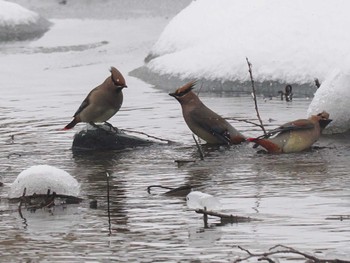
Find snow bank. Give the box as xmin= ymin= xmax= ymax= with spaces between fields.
xmin=8 ymin=165 xmax=80 ymax=198
xmin=0 ymin=0 xmax=51 ymax=41
xmin=307 ymin=69 xmax=350 ymax=134
xmin=145 ymin=0 xmax=350 ymax=87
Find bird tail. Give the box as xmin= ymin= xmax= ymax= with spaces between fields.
xmin=63 ymin=118 xmax=78 ymax=130
xmin=247 ymin=138 xmax=281 ymax=153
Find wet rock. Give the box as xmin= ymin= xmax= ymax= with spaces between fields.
xmin=72 ymin=124 xmax=154 ymax=151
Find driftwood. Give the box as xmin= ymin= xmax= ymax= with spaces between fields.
xmin=234 ymin=244 xmax=350 ymax=263
xmin=195 ymin=207 xmax=257 ymax=227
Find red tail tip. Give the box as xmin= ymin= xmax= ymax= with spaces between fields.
xmin=246 ymin=138 xmax=257 ymax=142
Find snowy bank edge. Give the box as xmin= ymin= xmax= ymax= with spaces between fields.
xmin=129 ymin=65 xmax=317 ymax=97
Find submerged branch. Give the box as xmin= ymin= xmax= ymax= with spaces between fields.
xmin=234 ymin=244 xmax=350 ymax=263
xmin=195 ymin=208 xmax=255 ymax=224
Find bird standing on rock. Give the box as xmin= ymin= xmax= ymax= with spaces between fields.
xmin=63 ymin=67 xmax=127 ymax=130
xmin=247 ymin=111 xmax=332 ymax=153
xmin=169 ymin=81 xmax=246 ymax=145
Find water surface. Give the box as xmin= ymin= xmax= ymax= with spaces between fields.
xmin=0 ymin=2 xmax=349 ymax=262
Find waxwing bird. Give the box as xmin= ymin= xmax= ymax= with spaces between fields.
xmin=63 ymin=67 xmax=127 ymax=130
xmin=247 ymin=111 xmax=332 ymax=153
xmin=169 ymin=81 xmax=246 ymax=145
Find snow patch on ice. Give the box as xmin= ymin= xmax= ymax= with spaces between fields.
xmin=8 ymin=165 xmax=80 ymax=199
xmin=186 ymin=191 xmax=222 ymax=211
xmin=145 ymin=0 xmax=350 ymax=86
xmin=0 ymin=0 xmax=51 ymax=41
xmin=0 ymin=0 xmax=39 ymax=25
xmin=307 ymin=69 xmax=350 ymax=134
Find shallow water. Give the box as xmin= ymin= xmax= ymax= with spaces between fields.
xmin=1 ymin=2 xmax=350 ymax=262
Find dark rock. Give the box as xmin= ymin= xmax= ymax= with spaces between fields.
xmin=72 ymin=124 xmax=154 ymax=151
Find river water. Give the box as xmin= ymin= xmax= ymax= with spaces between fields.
xmin=0 ymin=1 xmax=349 ymax=262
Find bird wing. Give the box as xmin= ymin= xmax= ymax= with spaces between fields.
xmin=260 ymin=119 xmax=315 ymax=139
xmin=72 ymin=88 xmax=98 ymax=117
xmin=72 ymin=95 xmax=90 ymax=117
xmin=190 ymin=108 xmax=231 ymax=144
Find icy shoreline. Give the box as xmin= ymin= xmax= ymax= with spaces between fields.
xmin=130 ymin=66 xmax=317 ymax=97
xmin=137 ymin=0 xmax=350 ymax=96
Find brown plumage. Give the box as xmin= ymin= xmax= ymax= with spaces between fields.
xmin=169 ymin=81 xmax=246 ymax=145
xmin=247 ymin=111 xmax=332 ymax=153
xmin=63 ymin=67 xmax=127 ymax=130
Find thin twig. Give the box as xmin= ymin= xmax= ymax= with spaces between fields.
xmin=121 ymin=129 xmax=174 ymax=144
xmin=246 ymin=57 xmax=267 ymax=135
xmin=106 ymin=172 xmax=111 ymax=235
xmin=18 ymin=187 xmax=26 ymax=219
xmin=225 ymin=117 xmax=265 ymax=129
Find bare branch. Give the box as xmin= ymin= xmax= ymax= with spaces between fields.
xmin=234 ymin=244 xmax=350 ymax=263
xmin=246 ymin=57 xmax=267 ymax=135
xmin=121 ymin=129 xmax=175 ymax=144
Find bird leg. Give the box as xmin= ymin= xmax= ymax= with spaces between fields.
xmin=104 ymin=122 xmax=119 ymax=133
xmin=88 ymin=122 xmax=101 ymax=130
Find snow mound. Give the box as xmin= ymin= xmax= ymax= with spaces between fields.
xmin=186 ymin=191 xmax=222 ymax=211
xmin=307 ymin=69 xmax=350 ymax=134
xmin=145 ymin=0 xmax=350 ymax=86
xmin=0 ymin=0 xmax=51 ymax=41
xmin=8 ymin=165 xmax=80 ymax=199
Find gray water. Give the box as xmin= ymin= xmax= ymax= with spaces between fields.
xmin=0 ymin=1 xmax=349 ymax=262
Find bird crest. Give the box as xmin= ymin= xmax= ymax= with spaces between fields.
xmin=172 ymin=80 xmax=197 ymax=97
xmin=110 ymin=66 xmax=126 ymax=87
xmin=316 ymin=111 xmax=329 ymax=120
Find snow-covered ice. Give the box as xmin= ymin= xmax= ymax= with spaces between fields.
xmin=139 ymin=0 xmax=350 ymax=133
xmin=308 ymin=70 xmax=350 ymax=134
xmin=145 ymin=0 xmax=350 ymax=87
xmin=8 ymin=165 xmax=80 ymax=198
xmin=0 ymin=0 xmax=50 ymax=41
xmin=186 ymin=191 xmax=222 ymax=211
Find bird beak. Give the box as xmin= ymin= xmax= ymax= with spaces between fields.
xmin=169 ymin=92 xmax=176 ymax=97
xmin=319 ymin=119 xmax=332 ymax=129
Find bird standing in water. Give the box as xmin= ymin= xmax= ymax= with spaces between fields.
xmin=247 ymin=111 xmax=331 ymax=153
xmin=63 ymin=67 xmax=127 ymax=130
xmin=169 ymin=81 xmax=246 ymax=145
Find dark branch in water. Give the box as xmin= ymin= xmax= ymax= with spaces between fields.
xmin=192 ymin=134 xmax=204 ymax=160
xmin=234 ymin=244 xmax=350 ymax=263
xmin=147 ymin=185 xmax=173 ymax=194
xmin=195 ymin=208 xmax=256 ymax=226
xmin=246 ymin=57 xmax=267 ymax=136
xmin=147 ymin=184 xmax=192 ymax=197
